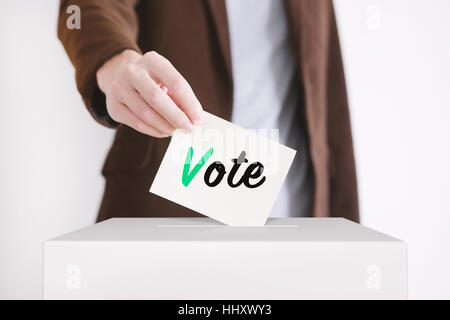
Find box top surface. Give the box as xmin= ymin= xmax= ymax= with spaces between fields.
xmin=47 ymin=218 xmax=403 ymax=243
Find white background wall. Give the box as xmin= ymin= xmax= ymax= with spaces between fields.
xmin=0 ymin=0 xmax=449 ymax=299
xmin=0 ymin=1 xmax=113 ymax=299
xmin=334 ymin=0 xmax=450 ymax=299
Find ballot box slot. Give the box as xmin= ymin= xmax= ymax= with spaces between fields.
xmin=156 ymin=225 xmax=299 ymax=228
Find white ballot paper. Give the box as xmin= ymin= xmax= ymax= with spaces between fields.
xmin=150 ymin=112 xmax=296 ymax=226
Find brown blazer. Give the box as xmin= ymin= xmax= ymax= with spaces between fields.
xmin=57 ymin=0 xmax=359 ymax=223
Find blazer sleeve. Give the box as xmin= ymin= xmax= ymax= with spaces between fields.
xmin=326 ymin=5 xmax=360 ymax=222
xmin=57 ymin=0 xmax=141 ymax=127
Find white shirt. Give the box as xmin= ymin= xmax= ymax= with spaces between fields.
xmin=226 ymin=0 xmax=312 ymax=217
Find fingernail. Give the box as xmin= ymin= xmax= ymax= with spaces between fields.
xmin=193 ymin=111 xmax=205 ymax=125
xmin=184 ymin=121 xmax=194 ymax=132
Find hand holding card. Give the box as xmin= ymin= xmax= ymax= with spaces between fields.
xmin=150 ymin=112 xmax=296 ymax=226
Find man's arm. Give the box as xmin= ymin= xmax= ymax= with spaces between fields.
xmin=57 ymin=0 xmax=204 ymax=135
xmin=58 ymin=0 xmax=141 ymax=127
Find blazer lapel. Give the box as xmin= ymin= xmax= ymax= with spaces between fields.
xmin=205 ymin=0 xmax=233 ymax=81
xmin=284 ymin=0 xmax=325 ymax=131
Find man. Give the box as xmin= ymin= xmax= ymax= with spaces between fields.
xmin=57 ymin=0 xmax=359 ymax=222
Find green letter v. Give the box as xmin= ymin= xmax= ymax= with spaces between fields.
xmin=182 ymin=146 xmax=214 ymax=187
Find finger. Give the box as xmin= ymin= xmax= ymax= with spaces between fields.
xmin=142 ymin=51 xmax=205 ymax=125
xmin=117 ymin=86 xmax=176 ymax=136
xmin=114 ymin=101 xmax=169 ymax=138
xmin=131 ymin=70 xmax=194 ymax=132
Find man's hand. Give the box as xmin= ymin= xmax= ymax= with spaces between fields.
xmin=96 ymin=49 xmax=205 ymax=137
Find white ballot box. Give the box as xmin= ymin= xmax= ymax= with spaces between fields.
xmin=43 ymin=218 xmax=407 ymax=300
